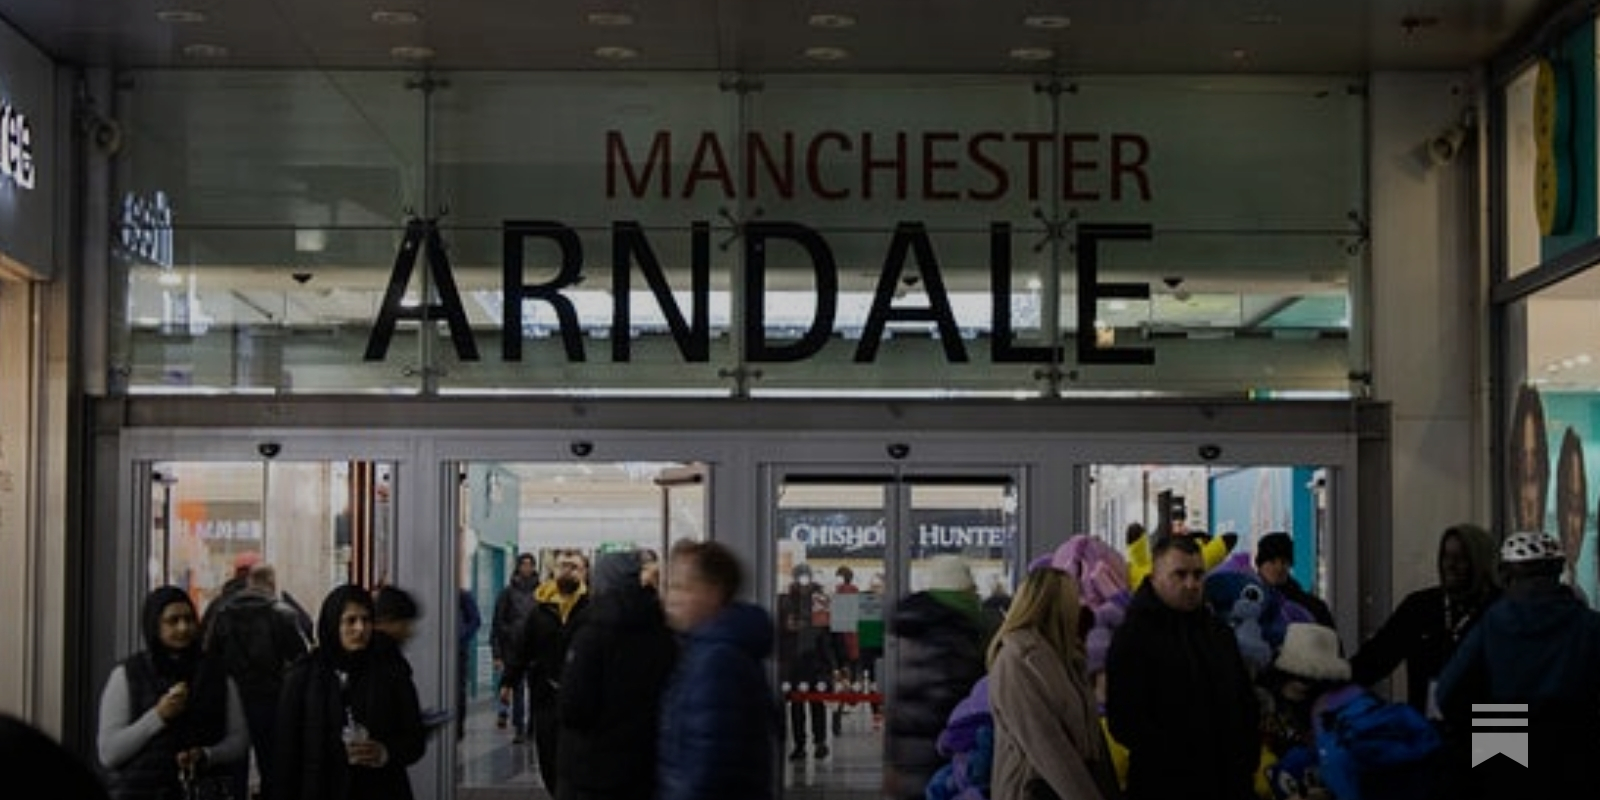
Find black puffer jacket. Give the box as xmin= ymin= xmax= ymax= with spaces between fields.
xmin=885 ymin=590 xmax=986 ymax=800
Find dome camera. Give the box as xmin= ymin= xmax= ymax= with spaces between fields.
xmin=1197 ymin=443 xmax=1223 ymax=461
xmin=257 ymin=442 xmax=282 ymax=459
xmin=886 ymin=442 xmax=911 ymax=460
xmin=570 ymin=440 xmax=594 ymax=458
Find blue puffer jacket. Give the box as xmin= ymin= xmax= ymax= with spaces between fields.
xmin=657 ymin=602 xmax=779 ymax=800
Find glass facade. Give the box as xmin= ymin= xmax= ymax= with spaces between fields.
xmin=111 ymin=71 xmax=1364 ymax=397
xmin=1497 ymin=15 xmax=1600 ymax=606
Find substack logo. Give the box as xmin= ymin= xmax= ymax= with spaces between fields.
xmin=1471 ymin=703 xmax=1529 ymax=767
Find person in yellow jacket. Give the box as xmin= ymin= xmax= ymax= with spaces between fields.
xmin=499 ymin=549 xmax=590 ymax=794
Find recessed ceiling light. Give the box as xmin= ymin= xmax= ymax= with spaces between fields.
xmin=370 ymin=10 xmax=421 ymax=25
xmin=1022 ymin=15 xmax=1071 ymax=29
xmin=594 ymin=45 xmax=640 ymax=60
xmin=1008 ymin=46 xmax=1055 ymax=62
xmin=181 ymin=43 xmax=229 ymax=58
xmin=804 ymin=46 xmax=850 ymax=61
xmin=156 ymin=9 xmax=206 ymax=24
xmin=390 ymin=45 xmax=435 ymax=61
xmin=807 ymin=13 xmax=857 ymax=29
xmin=586 ymin=11 xmax=636 ymax=26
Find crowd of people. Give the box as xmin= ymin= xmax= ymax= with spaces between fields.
xmin=44 ymin=517 xmax=1600 ymax=800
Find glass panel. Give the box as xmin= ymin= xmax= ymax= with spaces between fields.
xmin=112 ymin=69 xmax=425 ymax=393
xmin=1086 ymin=462 xmax=1335 ymax=599
xmin=773 ymin=474 xmax=1021 ymax=800
xmin=453 ymin=460 xmax=707 ymax=796
xmin=108 ymin=70 xmax=1362 ymax=397
xmin=144 ymin=459 xmax=397 ymax=620
xmin=1507 ymin=282 xmax=1600 ymax=608
xmin=775 ymin=479 xmax=889 ymax=797
xmin=123 ymin=226 xmax=420 ymax=393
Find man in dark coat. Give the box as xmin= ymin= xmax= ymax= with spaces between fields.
xmin=203 ymin=562 xmax=307 ymax=800
xmin=657 ymin=539 xmax=778 ymax=800
xmin=1253 ymin=531 xmax=1335 ymax=627
xmin=556 ymin=549 xmax=677 ymax=800
xmin=491 ymin=553 xmax=541 ymax=741
xmin=501 ymin=549 xmax=590 ymax=794
xmin=1106 ymin=535 xmax=1260 ymax=800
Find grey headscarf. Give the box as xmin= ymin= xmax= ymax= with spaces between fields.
xmin=591 ymin=550 xmax=643 ymax=595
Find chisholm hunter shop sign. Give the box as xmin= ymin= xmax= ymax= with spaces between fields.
xmin=365 ymin=127 xmax=1161 ymax=367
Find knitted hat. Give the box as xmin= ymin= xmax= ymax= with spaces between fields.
xmin=926 ymin=554 xmax=975 ymax=592
xmin=1255 ymin=532 xmax=1294 ymax=567
xmin=1273 ymin=623 xmax=1349 ymax=681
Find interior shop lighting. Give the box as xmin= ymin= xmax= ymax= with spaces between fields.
xmin=1009 ymin=47 xmax=1055 ymax=62
xmin=370 ymin=10 xmax=421 ymax=25
xmin=804 ymin=46 xmax=850 ymax=61
xmin=1022 ymin=15 xmax=1071 ymax=29
xmin=586 ymin=11 xmax=636 ymax=26
xmin=808 ymin=13 xmax=857 ymax=28
xmin=156 ymin=10 xmax=207 ymax=23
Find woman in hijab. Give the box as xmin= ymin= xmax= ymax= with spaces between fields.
xmin=274 ymin=584 xmax=427 ymax=800
xmin=97 ymin=585 xmax=248 ymax=800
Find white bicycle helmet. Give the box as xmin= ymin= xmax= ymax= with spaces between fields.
xmin=1500 ymin=531 xmax=1565 ymax=563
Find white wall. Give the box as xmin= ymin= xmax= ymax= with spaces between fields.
xmin=1367 ymin=72 xmax=1488 ymax=630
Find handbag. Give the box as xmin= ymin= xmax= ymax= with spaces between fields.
xmin=177 ymin=765 xmax=236 ymax=800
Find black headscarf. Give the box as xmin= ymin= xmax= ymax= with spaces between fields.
xmin=142 ymin=586 xmax=201 ymax=684
xmin=139 ymin=585 xmax=227 ymax=748
xmin=314 ymin=584 xmax=376 ymax=675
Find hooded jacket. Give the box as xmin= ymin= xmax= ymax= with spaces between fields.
xmin=657 ymin=602 xmax=778 ymax=800
xmin=556 ymin=552 xmax=677 ymax=800
xmin=1436 ymin=581 xmax=1600 ymax=795
xmin=885 ymin=590 xmax=987 ymax=800
xmin=1349 ymin=524 xmax=1500 ymax=712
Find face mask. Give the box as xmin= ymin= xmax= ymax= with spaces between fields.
xmin=796 ymin=576 xmax=811 ymax=587
xmin=556 ymin=576 xmax=580 ymax=594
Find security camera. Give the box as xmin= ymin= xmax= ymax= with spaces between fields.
xmin=1427 ymin=124 xmax=1469 ymax=167
xmin=90 ymin=116 xmax=123 ymax=156
xmin=1197 ymin=443 xmax=1222 ymax=461
xmin=257 ymin=442 xmax=282 ymax=459
xmin=570 ymin=440 xmax=594 ymax=458
xmin=886 ymin=442 xmax=911 ymax=460
xmin=291 ymin=272 xmax=313 ymax=285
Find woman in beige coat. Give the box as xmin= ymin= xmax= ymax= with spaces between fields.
xmin=987 ymin=560 xmax=1121 ymax=800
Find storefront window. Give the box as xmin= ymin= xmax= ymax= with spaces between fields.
xmin=1504 ymin=284 xmax=1600 ymax=606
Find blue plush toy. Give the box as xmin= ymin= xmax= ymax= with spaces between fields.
xmin=1202 ymin=567 xmax=1279 ymax=672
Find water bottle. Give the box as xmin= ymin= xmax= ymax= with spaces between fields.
xmin=342 ymin=709 xmax=368 ymax=764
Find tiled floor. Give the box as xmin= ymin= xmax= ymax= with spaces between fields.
xmin=454 ymin=698 xmax=887 ymax=800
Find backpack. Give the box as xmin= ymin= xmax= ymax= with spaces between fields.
xmin=212 ymin=595 xmax=299 ymax=694
xmin=1314 ymin=687 xmax=1441 ymax=800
